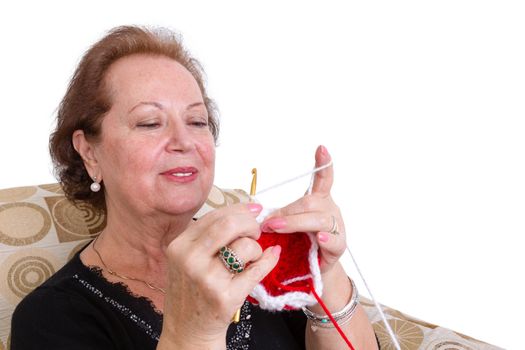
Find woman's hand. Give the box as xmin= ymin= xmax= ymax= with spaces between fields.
xmin=260 ymin=145 xmax=346 ymax=274
xmin=258 ymin=146 xmax=380 ymax=350
xmin=159 ymin=203 xmax=281 ymax=349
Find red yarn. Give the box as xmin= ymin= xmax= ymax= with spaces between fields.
xmin=247 ymin=231 xmax=314 ymax=308
xmin=310 ymin=285 xmax=355 ymax=350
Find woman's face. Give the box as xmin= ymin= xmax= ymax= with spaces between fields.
xmin=93 ymin=54 xmax=215 ymax=217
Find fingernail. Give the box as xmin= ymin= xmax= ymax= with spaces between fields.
xmin=318 ymin=232 xmax=329 ymax=243
xmin=320 ymin=145 xmax=327 ymax=156
xmin=247 ymin=203 xmax=263 ymax=213
xmin=271 ymin=245 xmax=282 ymax=257
xmin=261 ymin=218 xmax=286 ymax=232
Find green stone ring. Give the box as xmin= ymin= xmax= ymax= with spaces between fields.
xmin=218 ymin=246 xmax=245 ymax=274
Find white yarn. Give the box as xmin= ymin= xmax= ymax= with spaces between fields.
xmin=250 ymin=286 xmax=316 ymax=310
xmin=306 ymin=232 xmax=323 ymax=298
xmin=255 ymin=207 xmax=275 ymax=223
xmin=281 ymin=274 xmax=313 ymax=286
xmin=256 ymin=160 xmax=334 ymax=196
xmin=346 ymin=245 xmax=402 ymax=350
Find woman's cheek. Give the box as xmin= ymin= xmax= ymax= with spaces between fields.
xmin=198 ymin=137 xmax=216 ymax=167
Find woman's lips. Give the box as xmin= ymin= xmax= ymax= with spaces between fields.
xmin=161 ymin=167 xmax=198 ymax=183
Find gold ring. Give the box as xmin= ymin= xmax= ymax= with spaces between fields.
xmin=329 ymin=215 xmax=339 ymax=235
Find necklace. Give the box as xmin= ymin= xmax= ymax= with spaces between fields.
xmin=91 ymin=236 xmax=166 ymax=294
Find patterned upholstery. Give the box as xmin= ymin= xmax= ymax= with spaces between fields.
xmin=0 ymin=184 xmax=501 ymax=350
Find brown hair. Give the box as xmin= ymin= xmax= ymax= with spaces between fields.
xmin=49 ymin=25 xmax=219 ymax=212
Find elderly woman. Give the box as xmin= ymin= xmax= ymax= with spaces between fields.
xmin=11 ymin=26 xmax=379 ymax=349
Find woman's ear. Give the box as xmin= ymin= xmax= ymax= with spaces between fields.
xmin=72 ymin=130 xmax=100 ymax=179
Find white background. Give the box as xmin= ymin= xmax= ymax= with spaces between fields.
xmin=1 ymin=1 xmax=523 ymax=348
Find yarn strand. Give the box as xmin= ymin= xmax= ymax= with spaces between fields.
xmin=310 ymin=286 xmax=356 ymax=350
xmin=256 ymin=160 xmax=333 ymax=195
xmin=346 ymin=245 xmax=402 ymax=350
xmin=305 ymin=160 xmax=401 ymax=349
xmin=268 ymin=274 xmax=355 ymax=349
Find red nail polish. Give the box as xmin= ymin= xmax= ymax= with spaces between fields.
xmin=247 ymin=203 xmax=263 ymax=213
xmin=272 ymin=245 xmax=282 ymax=257
xmin=318 ymin=232 xmax=329 ymax=243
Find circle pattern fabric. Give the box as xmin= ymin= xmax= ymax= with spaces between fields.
xmin=427 ymin=340 xmax=474 ymax=349
xmin=0 ymin=248 xmax=60 ymax=305
xmin=50 ymin=198 xmax=105 ymax=238
xmin=205 ymin=185 xmax=227 ymax=208
xmin=373 ymin=318 xmax=424 ymax=350
xmin=0 ymin=203 xmax=51 ymax=246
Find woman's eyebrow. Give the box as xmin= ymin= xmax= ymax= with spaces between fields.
xmin=128 ymin=101 xmax=164 ymax=113
xmin=128 ymin=101 xmax=204 ymax=113
xmin=186 ymin=102 xmax=205 ymax=110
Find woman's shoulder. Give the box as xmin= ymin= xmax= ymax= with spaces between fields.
xmin=11 ymin=249 xmax=162 ymax=350
xmin=12 ymin=252 xmax=100 ymax=324
xmin=18 ymin=249 xmax=90 ymax=298
xmin=10 ymin=252 xmax=131 ymax=349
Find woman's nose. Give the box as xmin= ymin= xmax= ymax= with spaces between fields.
xmin=166 ymin=121 xmax=194 ymax=153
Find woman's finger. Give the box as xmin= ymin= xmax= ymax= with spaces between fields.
xmin=211 ymin=237 xmax=263 ymax=277
xmin=261 ymin=211 xmax=343 ymax=235
xmin=229 ymin=245 xmax=281 ymax=303
xmin=263 ymin=194 xmax=336 ymax=222
xmin=316 ymin=231 xmax=347 ymax=268
xmin=310 ymin=145 xmax=334 ymax=196
xmin=185 ymin=202 xmax=263 ymax=241
xmin=228 ymin=237 xmax=264 ymax=262
xmin=259 ymin=209 xmax=347 ymax=272
xmin=192 ymin=209 xmax=262 ymax=253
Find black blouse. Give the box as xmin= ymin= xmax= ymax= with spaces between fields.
xmin=11 ymin=247 xmax=307 ymax=349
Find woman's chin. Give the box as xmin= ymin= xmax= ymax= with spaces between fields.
xmin=159 ymin=197 xmax=206 ymax=217
xmin=152 ymin=183 xmax=212 ymax=216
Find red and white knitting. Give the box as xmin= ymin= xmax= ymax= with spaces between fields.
xmin=247 ymin=208 xmax=324 ymax=311
xmin=240 ymin=158 xmax=397 ymax=349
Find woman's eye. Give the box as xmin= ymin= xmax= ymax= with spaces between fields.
xmin=190 ymin=120 xmax=209 ymax=128
xmin=137 ymin=122 xmax=160 ymax=129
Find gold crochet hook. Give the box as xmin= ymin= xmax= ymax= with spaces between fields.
xmin=250 ymin=168 xmax=257 ymax=197
xmin=231 ymin=168 xmax=258 ymax=324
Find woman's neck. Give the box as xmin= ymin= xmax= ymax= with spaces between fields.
xmin=90 ymin=202 xmax=196 ymax=286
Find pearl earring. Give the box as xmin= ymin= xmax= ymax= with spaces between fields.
xmin=90 ymin=176 xmax=101 ymax=192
